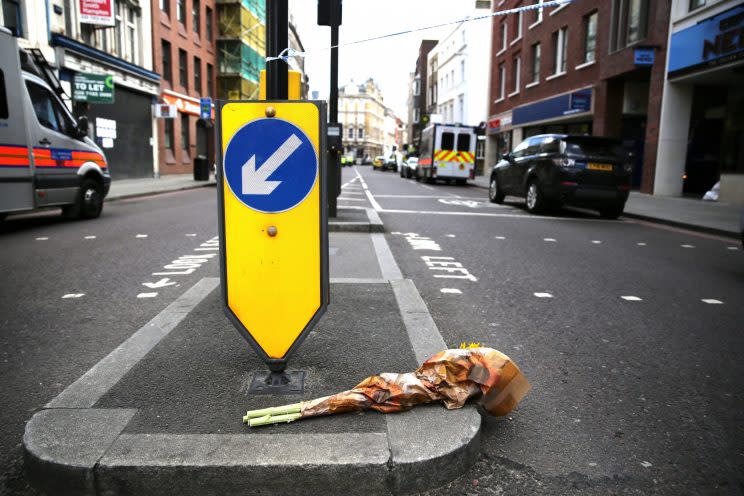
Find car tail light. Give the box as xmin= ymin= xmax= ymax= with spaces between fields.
xmin=560 ymin=181 xmax=578 ymax=186
xmin=552 ymin=157 xmax=575 ymax=167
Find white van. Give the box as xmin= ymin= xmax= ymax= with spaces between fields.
xmin=0 ymin=28 xmax=110 ymax=221
xmin=418 ymin=124 xmax=477 ymax=185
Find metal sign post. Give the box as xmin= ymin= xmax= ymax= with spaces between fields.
xmin=216 ymin=101 xmax=328 ymax=393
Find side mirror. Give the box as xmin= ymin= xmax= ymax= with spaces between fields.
xmin=76 ymin=116 xmax=89 ymax=138
xmin=502 ymin=152 xmax=511 ymax=161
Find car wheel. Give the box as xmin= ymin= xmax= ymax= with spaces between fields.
xmin=599 ymin=204 xmax=624 ymax=219
xmin=406 ymin=168 xmax=412 ymax=179
xmin=64 ymin=178 xmax=104 ymax=220
xmin=456 ymin=179 xmax=467 ymax=186
xmin=399 ymin=167 xmax=405 ymax=178
xmin=525 ymin=179 xmax=546 ymax=214
xmin=488 ymin=175 xmax=505 ymax=204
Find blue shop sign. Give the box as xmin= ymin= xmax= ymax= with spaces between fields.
xmin=512 ymin=89 xmax=592 ymax=126
xmin=668 ymin=5 xmax=744 ymax=76
xmin=634 ymin=47 xmax=655 ymax=65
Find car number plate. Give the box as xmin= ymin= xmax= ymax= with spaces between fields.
xmin=587 ymin=163 xmax=613 ymax=171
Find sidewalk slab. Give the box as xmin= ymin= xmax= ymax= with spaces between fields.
xmin=107 ymin=174 xmax=215 ymax=201
xmin=471 ymin=175 xmax=741 ymax=237
xmin=24 ymin=229 xmax=481 ymax=495
xmin=329 ymin=207 xmax=384 ymax=233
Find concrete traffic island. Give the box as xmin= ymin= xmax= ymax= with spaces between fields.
xmin=24 ymin=279 xmax=481 ymax=495
xmin=329 ymin=207 xmax=384 ymax=233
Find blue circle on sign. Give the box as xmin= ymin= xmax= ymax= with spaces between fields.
xmin=224 ymin=118 xmax=318 ymax=213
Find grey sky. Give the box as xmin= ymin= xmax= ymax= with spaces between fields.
xmin=287 ymin=0 xmax=493 ymax=120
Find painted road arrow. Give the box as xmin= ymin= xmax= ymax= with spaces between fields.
xmin=242 ymin=133 xmax=302 ymax=195
xmin=142 ymin=278 xmax=177 ymax=289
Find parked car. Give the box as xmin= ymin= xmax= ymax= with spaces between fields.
xmin=400 ymin=157 xmax=418 ymax=179
xmin=385 ymin=155 xmax=398 ymax=172
xmin=488 ymin=134 xmax=632 ymax=219
xmin=372 ymin=155 xmax=386 ymax=171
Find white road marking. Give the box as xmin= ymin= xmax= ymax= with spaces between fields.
xmin=186 ymin=233 xmax=197 ymax=237
xmin=420 ymin=184 xmax=436 ymax=191
xmin=340 ymin=175 xmax=360 ymax=189
xmin=534 ymin=292 xmax=553 ymax=298
xmin=438 ymin=199 xmax=480 ymax=208
xmin=591 ymin=240 xmax=602 ymax=244
xmin=637 ymin=242 xmax=647 ymax=246
xmin=354 ymin=167 xmax=382 ymax=211
xmin=495 ymin=236 xmax=506 ymax=240
xmin=137 ymin=292 xmax=158 ymax=298
xmin=544 ymin=238 xmax=557 ymax=242
xmin=136 ymin=234 xmax=148 ymax=238
xmin=375 ymin=194 xmax=463 ymax=199
xmin=142 ymin=278 xmax=176 ymax=289
xmin=727 ymin=246 xmax=739 ymax=250
xmin=62 ymin=293 xmax=84 ymax=299
xmin=701 ymin=299 xmax=723 ymax=304
xmin=640 ymin=461 xmax=653 ymax=468
xmin=440 ymin=288 xmax=462 ymax=294
xmin=35 ymin=237 xmax=49 ymax=241
xmin=681 ymin=244 xmax=695 ymax=248
xmin=621 ymin=296 xmax=642 ymax=301
xmin=422 ymin=255 xmax=478 ymax=281
xmin=446 ymin=234 xmax=456 ymax=238
xmin=337 ymin=197 xmax=366 ymax=201
xmin=84 ymin=235 xmax=96 ymax=239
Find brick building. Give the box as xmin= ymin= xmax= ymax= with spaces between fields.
xmin=485 ymin=0 xmax=671 ymax=192
xmin=153 ymin=0 xmax=217 ymax=175
xmin=409 ymin=40 xmax=438 ymax=151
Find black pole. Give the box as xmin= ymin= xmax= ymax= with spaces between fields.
xmin=330 ymin=26 xmax=339 ymax=122
xmin=266 ymin=0 xmax=288 ymax=100
xmin=327 ymin=25 xmax=340 ymax=218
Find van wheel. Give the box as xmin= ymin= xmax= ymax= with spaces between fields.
xmin=525 ymin=179 xmax=546 ymax=214
xmin=488 ymin=175 xmax=505 ymax=204
xmin=456 ymin=179 xmax=467 ymax=186
xmin=64 ymin=178 xmax=103 ymax=220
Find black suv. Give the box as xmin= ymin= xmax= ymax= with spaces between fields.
xmin=488 ymin=134 xmax=632 ymax=218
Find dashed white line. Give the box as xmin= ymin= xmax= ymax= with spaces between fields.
xmin=640 ymin=461 xmax=653 ymax=468
xmin=35 ymin=237 xmax=49 ymax=241
xmin=337 ymin=197 xmax=366 ymax=201
xmin=136 ymin=234 xmax=148 ymax=238
xmin=440 ymin=288 xmax=462 ymax=294
xmin=445 ymin=234 xmax=456 ymax=238
xmin=591 ymin=240 xmax=602 ymax=244
xmin=186 ymin=233 xmax=197 ymax=237
xmin=534 ymin=292 xmax=553 ymax=298
xmin=637 ymin=242 xmax=647 ymax=246
xmin=681 ymin=244 xmax=695 ymax=249
xmin=495 ymin=236 xmax=506 ymax=240
xmin=701 ymin=299 xmax=723 ymax=304
xmin=62 ymin=293 xmax=85 ymax=299
xmin=621 ymin=296 xmax=643 ymax=301
xmin=544 ymin=238 xmax=557 ymax=242
xmin=137 ymin=292 xmax=158 ymax=298
xmin=84 ymin=235 xmax=96 ymax=239
xmin=727 ymin=246 xmax=739 ymax=250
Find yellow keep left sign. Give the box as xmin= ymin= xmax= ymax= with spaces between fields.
xmin=217 ymin=101 xmax=328 ymax=368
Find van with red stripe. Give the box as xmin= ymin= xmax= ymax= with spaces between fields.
xmin=417 ymin=124 xmax=476 ymax=185
xmin=0 ymin=28 xmax=110 ymax=221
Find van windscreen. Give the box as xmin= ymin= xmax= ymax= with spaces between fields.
xmin=441 ymin=132 xmax=454 ymax=150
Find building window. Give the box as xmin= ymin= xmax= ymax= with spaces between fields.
xmin=179 ymin=49 xmax=188 ymax=89
xmin=114 ymin=3 xmax=123 ymax=56
xmin=514 ymin=6 xmax=523 ymax=40
xmin=583 ymin=12 xmax=597 ymax=63
xmin=347 ymin=127 xmax=354 ymax=139
xmin=176 ymin=0 xmax=185 ymax=23
xmin=531 ymin=0 xmax=543 ymax=25
xmin=164 ymin=119 xmax=174 ymax=149
xmin=126 ymin=7 xmax=137 ymax=63
xmin=413 ymin=108 xmax=420 ymax=123
xmin=498 ymin=62 xmax=505 ymax=99
xmin=160 ymin=0 xmax=169 ymax=16
xmin=205 ymin=7 xmax=213 ymax=42
xmin=2 ymin=0 xmax=22 ymax=36
xmin=161 ymin=40 xmax=172 ymax=83
xmin=499 ymin=22 xmax=507 ymax=51
xmin=194 ymin=57 xmax=202 ymax=94
xmin=358 ymin=127 xmax=364 ymax=139
xmin=552 ymin=27 xmax=567 ymax=74
xmin=181 ymin=114 xmax=190 ymax=151
xmin=460 ymin=60 xmax=465 ymax=83
xmin=458 ymin=94 xmax=464 ymax=123
xmin=413 ymin=76 xmax=421 ymax=96
xmin=512 ymin=56 xmax=521 ymax=93
xmin=206 ymin=63 xmax=213 ymax=96
xmin=531 ymin=43 xmax=540 ymax=83
xmin=611 ymin=0 xmax=648 ymax=51
xmin=689 ymin=0 xmax=705 ymax=10
xmin=192 ymin=0 xmax=200 ymax=33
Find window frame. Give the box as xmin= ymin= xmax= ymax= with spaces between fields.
xmin=161 ymin=40 xmax=172 ymax=83
xmin=176 ymin=0 xmax=185 ymax=24
xmin=180 ymin=113 xmax=190 ymax=151
xmin=192 ymin=0 xmax=200 ymax=34
xmin=194 ymin=56 xmax=202 ymax=95
xmin=553 ymin=27 xmax=568 ymax=75
xmin=584 ymin=11 xmax=598 ymax=63
xmin=178 ymin=48 xmax=188 ymax=89
xmin=531 ymin=42 xmax=541 ymax=83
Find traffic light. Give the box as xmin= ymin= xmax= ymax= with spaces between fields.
xmin=318 ymin=0 xmax=342 ymax=27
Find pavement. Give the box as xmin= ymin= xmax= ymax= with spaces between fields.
xmin=470 ymin=175 xmax=743 ymax=238
xmin=20 ymin=200 xmax=479 ymax=494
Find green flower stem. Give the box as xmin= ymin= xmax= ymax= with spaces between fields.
xmin=248 ymin=413 xmax=302 ymax=427
xmin=242 ymin=403 xmax=302 ymax=423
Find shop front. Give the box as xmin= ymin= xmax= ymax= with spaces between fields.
xmin=656 ymin=3 xmax=744 ymax=201
xmin=512 ymin=88 xmax=594 ymax=139
xmin=52 ymin=33 xmax=159 ymax=179
xmin=484 ymin=111 xmax=513 ymax=177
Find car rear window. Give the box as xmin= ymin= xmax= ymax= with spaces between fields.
xmin=441 ymin=132 xmax=454 ymax=150
xmin=456 ymin=134 xmax=471 ymax=151
xmin=563 ymin=139 xmax=625 ymax=157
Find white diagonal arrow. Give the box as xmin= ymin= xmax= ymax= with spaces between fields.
xmin=142 ymin=278 xmax=177 ymax=289
xmin=242 ymin=134 xmax=302 ymax=195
